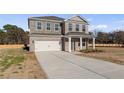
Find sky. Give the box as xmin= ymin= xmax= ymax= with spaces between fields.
xmin=0 ymin=14 xmax=124 ymax=32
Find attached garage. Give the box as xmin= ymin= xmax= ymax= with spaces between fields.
xmin=35 ymin=41 xmax=61 ymax=52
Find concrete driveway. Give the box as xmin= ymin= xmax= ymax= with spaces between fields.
xmin=35 ymin=51 xmax=124 ymax=79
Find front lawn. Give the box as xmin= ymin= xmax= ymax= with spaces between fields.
xmin=0 ymin=49 xmax=25 ymax=71
xmin=78 ymin=47 xmax=124 ymax=65
xmin=0 ymin=48 xmax=47 ymax=79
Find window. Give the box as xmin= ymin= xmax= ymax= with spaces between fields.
xmin=83 ymin=42 xmax=85 ymax=46
xmin=36 ymin=22 xmax=42 ymax=30
xmin=76 ymin=24 xmax=79 ymax=31
xmin=46 ymin=23 xmax=51 ymax=30
xmin=82 ymin=25 xmax=86 ymax=31
xmin=55 ymin=24 xmax=59 ymax=31
xmin=78 ymin=42 xmax=85 ymax=46
xmin=68 ymin=23 xmax=72 ymax=31
xmin=78 ymin=42 xmax=80 ymax=46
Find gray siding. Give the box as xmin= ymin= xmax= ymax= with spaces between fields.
xmin=65 ymin=20 xmax=89 ymax=34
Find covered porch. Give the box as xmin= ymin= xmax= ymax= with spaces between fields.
xmin=62 ymin=33 xmax=95 ymax=52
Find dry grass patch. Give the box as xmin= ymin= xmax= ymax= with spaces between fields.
xmin=0 ymin=45 xmax=23 ymax=49
xmin=78 ymin=47 xmax=124 ymax=65
xmin=0 ymin=48 xmax=47 ymax=79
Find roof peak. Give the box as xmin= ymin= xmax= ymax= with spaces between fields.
xmin=65 ymin=15 xmax=88 ymax=23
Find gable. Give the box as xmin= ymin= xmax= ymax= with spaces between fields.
xmin=66 ymin=16 xmax=88 ymax=23
xmin=70 ymin=16 xmax=83 ymax=21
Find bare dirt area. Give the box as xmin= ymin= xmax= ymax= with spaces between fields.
xmin=0 ymin=48 xmax=47 ymax=79
xmin=0 ymin=44 xmax=23 ymax=49
xmin=78 ymin=47 xmax=124 ymax=65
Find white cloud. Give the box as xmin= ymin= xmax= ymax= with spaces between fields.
xmin=90 ymin=24 xmax=108 ymax=30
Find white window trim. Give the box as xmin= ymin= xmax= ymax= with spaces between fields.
xmin=76 ymin=24 xmax=80 ymax=31
xmin=79 ymin=24 xmax=82 ymax=32
xmin=68 ymin=23 xmax=73 ymax=32
xmin=45 ymin=22 xmax=51 ymax=31
xmin=35 ymin=21 xmax=42 ymax=31
xmin=54 ymin=23 xmax=60 ymax=31
xmin=82 ymin=25 xmax=86 ymax=32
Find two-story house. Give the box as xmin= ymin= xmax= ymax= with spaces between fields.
xmin=28 ymin=15 xmax=95 ymax=52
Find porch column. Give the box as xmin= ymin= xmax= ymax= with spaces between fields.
xmin=80 ymin=37 xmax=83 ymax=50
xmin=93 ymin=37 xmax=95 ymax=50
xmin=86 ymin=38 xmax=88 ymax=50
xmin=68 ymin=37 xmax=71 ymax=52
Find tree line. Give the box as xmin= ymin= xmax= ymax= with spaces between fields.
xmin=0 ymin=24 xmax=29 ymax=44
xmin=94 ymin=30 xmax=124 ymax=44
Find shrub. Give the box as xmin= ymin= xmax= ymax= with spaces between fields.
xmin=23 ymin=44 xmax=29 ymax=51
xmin=80 ymin=49 xmax=103 ymax=53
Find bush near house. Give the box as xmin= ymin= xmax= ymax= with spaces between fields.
xmin=80 ymin=49 xmax=103 ymax=53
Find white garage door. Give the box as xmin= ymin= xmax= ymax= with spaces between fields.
xmin=35 ymin=41 xmax=61 ymax=51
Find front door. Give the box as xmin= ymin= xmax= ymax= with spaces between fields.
xmin=71 ymin=41 xmax=75 ymax=51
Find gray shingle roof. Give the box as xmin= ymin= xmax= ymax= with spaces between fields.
xmin=65 ymin=32 xmax=93 ymax=38
xmin=31 ymin=16 xmax=65 ymax=21
xmin=65 ymin=32 xmax=86 ymax=35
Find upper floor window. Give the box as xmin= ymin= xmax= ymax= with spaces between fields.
xmin=82 ymin=25 xmax=86 ymax=31
xmin=36 ymin=22 xmax=42 ymax=30
xmin=76 ymin=24 xmax=79 ymax=31
xmin=68 ymin=23 xmax=72 ymax=31
xmin=46 ymin=23 xmax=51 ymax=30
xmin=55 ymin=24 xmax=59 ymax=31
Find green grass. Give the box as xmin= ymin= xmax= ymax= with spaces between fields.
xmin=0 ymin=49 xmax=25 ymax=71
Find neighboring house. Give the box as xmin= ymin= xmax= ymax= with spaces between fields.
xmin=28 ymin=15 xmax=95 ymax=52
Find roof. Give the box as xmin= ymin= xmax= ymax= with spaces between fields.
xmin=65 ymin=32 xmax=93 ymax=38
xmin=65 ymin=32 xmax=86 ymax=35
xmin=29 ymin=16 xmax=65 ymax=21
xmin=65 ymin=15 xmax=89 ymax=24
